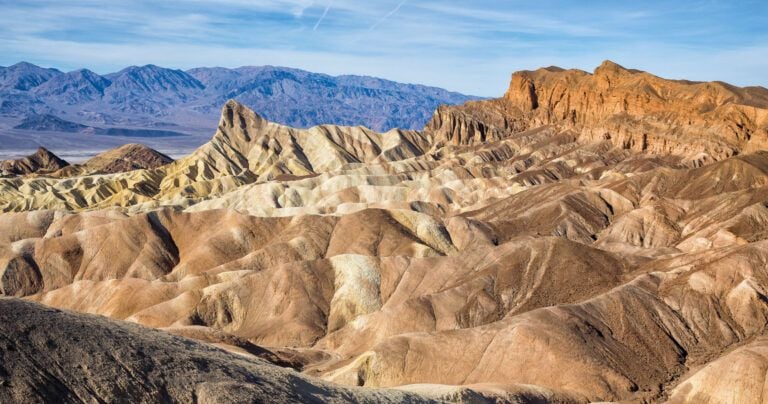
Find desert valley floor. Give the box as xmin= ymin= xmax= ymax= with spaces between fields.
xmin=2 ymin=61 xmax=768 ymax=403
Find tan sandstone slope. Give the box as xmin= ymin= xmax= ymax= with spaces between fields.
xmin=2 ymin=61 xmax=768 ymax=403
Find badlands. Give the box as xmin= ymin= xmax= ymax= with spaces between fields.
xmin=2 ymin=60 xmax=768 ymax=402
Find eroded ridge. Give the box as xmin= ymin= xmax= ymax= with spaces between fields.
xmin=2 ymin=61 xmax=768 ymax=403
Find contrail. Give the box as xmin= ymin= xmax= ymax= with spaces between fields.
xmin=370 ymin=0 xmax=408 ymax=31
xmin=313 ymin=2 xmax=332 ymax=31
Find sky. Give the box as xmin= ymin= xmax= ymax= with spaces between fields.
xmin=0 ymin=0 xmax=766 ymax=96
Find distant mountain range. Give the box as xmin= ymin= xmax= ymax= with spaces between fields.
xmin=0 ymin=61 xmax=480 ymax=135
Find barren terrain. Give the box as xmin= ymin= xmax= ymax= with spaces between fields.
xmin=2 ymin=61 xmax=768 ymax=403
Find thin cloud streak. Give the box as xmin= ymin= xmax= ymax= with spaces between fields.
xmin=313 ymin=2 xmax=332 ymax=31
xmin=370 ymin=0 xmax=408 ymax=31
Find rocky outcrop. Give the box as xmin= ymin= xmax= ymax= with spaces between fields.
xmin=508 ymin=61 xmax=768 ymax=159
xmin=424 ymin=102 xmax=522 ymax=150
xmin=0 ymin=147 xmax=69 ymax=176
xmin=426 ymin=60 xmax=768 ymax=161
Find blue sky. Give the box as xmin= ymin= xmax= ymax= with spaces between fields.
xmin=0 ymin=0 xmax=766 ymax=96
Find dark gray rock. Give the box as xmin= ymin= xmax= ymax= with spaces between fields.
xmin=0 ymin=298 xmax=433 ymax=403
xmin=13 ymin=114 xmax=90 ymax=132
xmin=12 ymin=114 xmax=187 ymax=138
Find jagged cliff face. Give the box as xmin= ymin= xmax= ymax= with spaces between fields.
xmin=196 ymin=100 xmax=431 ymax=178
xmin=428 ymin=60 xmax=768 ymax=162
xmin=3 ymin=63 xmax=768 ymax=403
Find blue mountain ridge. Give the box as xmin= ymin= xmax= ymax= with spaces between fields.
xmin=0 ymin=62 xmax=481 ymax=132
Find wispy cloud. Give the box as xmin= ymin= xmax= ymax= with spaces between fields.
xmin=412 ymin=3 xmax=603 ymax=36
xmin=370 ymin=0 xmax=408 ymax=31
xmin=313 ymin=2 xmax=332 ymax=31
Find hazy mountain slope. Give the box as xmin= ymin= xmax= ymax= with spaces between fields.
xmin=0 ymin=62 xmax=478 ymax=136
xmin=102 ymin=64 xmax=205 ymax=115
xmin=0 ymin=62 xmax=62 ymax=91
xmin=33 ymin=68 xmax=111 ymax=104
xmin=188 ymin=65 xmax=478 ymax=130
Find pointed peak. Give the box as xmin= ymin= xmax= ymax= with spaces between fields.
xmin=594 ymin=60 xmax=630 ymax=75
xmin=224 ymin=99 xmax=244 ymax=109
xmin=112 ymin=64 xmax=163 ymax=75
xmin=11 ymin=61 xmax=40 ymax=69
xmin=80 ymin=143 xmax=173 ymax=174
xmin=8 ymin=62 xmax=61 ymax=74
xmin=33 ymin=146 xmax=66 ymax=162
xmin=220 ymin=100 xmax=266 ymax=130
xmin=73 ymin=68 xmax=97 ymax=75
xmin=222 ymin=99 xmax=263 ymax=118
xmin=61 ymin=68 xmax=106 ymax=81
xmin=540 ymin=66 xmax=566 ymax=73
